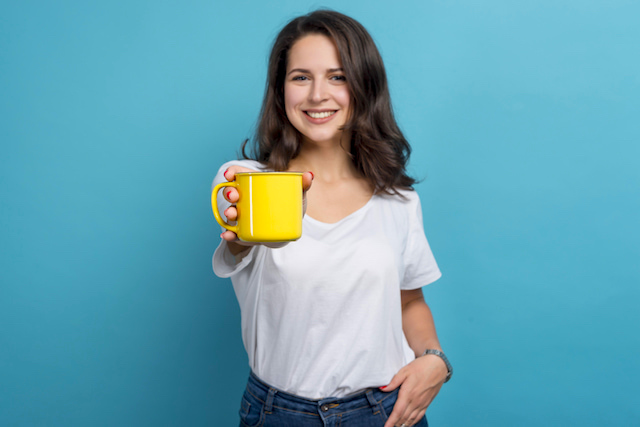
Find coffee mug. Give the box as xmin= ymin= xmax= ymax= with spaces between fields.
xmin=211 ymin=172 xmax=304 ymax=242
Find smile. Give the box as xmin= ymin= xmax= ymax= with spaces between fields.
xmin=305 ymin=110 xmax=337 ymax=119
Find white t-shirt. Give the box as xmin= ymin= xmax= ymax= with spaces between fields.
xmin=212 ymin=159 xmax=441 ymax=399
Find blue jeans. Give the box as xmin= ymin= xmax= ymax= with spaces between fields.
xmin=239 ymin=371 xmax=428 ymax=427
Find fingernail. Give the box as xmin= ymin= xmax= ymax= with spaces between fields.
xmin=226 ymin=190 xmax=232 ymax=199
xmin=220 ymin=233 xmax=225 ymax=238
xmin=224 ymin=169 xmax=229 ymax=179
xmin=309 ymin=171 xmax=314 ymax=180
xmin=379 ymin=386 xmax=387 ymax=389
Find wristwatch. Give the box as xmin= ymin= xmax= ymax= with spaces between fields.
xmin=421 ymin=349 xmax=453 ymax=383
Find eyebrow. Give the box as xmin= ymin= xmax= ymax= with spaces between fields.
xmin=287 ymin=68 xmax=344 ymax=75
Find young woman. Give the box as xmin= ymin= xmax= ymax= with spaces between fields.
xmin=212 ymin=10 xmax=451 ymax=427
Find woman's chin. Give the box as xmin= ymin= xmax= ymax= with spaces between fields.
xmin=300 ymin=132 xmax=346 ymax=146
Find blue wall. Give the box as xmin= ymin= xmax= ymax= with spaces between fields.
xmin=1 ymin=1 xmax=638 ymax=425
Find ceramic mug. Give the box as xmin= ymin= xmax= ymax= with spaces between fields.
xmin=211 ymin=172 xmax=304 ymax=242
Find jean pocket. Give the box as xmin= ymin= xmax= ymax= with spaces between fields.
xmin=239 ymin=392 xmax=264 ymax=427
xmin=379 ymin=388 xmax=400 ymax=420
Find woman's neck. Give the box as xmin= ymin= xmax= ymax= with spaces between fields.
xmin=288 ymin=136 xmax=360 ymax=181
xmin=289 ymin=136 xmax=375 ymax=223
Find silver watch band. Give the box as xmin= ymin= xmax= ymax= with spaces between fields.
xmin=421 ymin=349 xmax=453 ymax=383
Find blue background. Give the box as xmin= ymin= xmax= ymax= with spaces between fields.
xmin=1 ymin=0 xmax=638 ymax=425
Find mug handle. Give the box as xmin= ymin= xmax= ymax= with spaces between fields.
xmin=211 ymin=182 xmax=239 ymax=234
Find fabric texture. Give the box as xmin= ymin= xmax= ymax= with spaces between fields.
xmin=239 ymin=371 xmax=428 ymax=427
xmin=212 ymin=159 xmax=441 ymax=399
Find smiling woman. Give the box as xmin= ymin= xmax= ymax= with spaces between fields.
xmin=284 ymin=34 xmax=350 ymax=145
xmin=244 ymin=10 xmax=416 ymax=196
xmin=212 ymin=9 xmax=450 ymax=427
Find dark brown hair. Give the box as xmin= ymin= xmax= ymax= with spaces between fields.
xmin=243 ymin=9 xmax=416 ymax=194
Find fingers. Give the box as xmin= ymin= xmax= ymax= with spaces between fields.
xmin=224 ymin=167 xmax=313 ymax=192
xmin=409 ymin=408 xmax=427 ymax=426
xmin=222 ymin=166 xmax=253 ymax=204
xmin=383 ymin=388 xmax=410 ymax=427
xmin=380 ymin=370 xmax=405 ymax=393
xmin=223 ymin=206 xmax=237 ymax=222
xmin=382 ymin=371 xmax=407 ymax=427
xmin=223 ymin=165 xmax=256 ymax=182
xmin=397 ymin=408 xmax=426 ymax=427
xmin=223 ymin=188 xmax=238 ymax=204
xmin=220 ymin=230 xmax=238 ymax=242
xmin=384 ymin=384 xmax=437 ymax=427
xmin=222 ymin=230 xmax=284 ymax=251
xmin=221 ymin=167 xmax=312 ymax=233
xmin=384 ymin=392 xmax=426 ymax=427
xmin=302 ymin=171 xmax=314 ymax=192
xmin=381 ymin=365 xmax=434 ymax=427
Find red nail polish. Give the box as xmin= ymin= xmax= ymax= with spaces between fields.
xmin=379 ymin=386 xmax=387 ymax=389
xmin=224 ymin=169 xmax=229 ymax=179
xmin=309 ymin=171 xmax=314 ymax=180
xmin=226 ymin=190 xmax=232 ymax=199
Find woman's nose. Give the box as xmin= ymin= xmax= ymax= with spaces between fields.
xmin=309 ymin=80 xmax=328 ymax=103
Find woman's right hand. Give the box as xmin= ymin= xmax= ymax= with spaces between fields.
xmin=220 ymin=165 xmax=314 ymax=255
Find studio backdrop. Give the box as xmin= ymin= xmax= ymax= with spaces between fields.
xmin=1 ymin=0 xmax=638 ymax=425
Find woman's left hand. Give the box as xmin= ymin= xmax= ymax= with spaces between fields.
xmin=381 ymin=353 xmax=448 ymax=427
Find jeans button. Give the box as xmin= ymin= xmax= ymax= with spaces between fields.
xmin=321 ymin=404 xmax=330 ymax=412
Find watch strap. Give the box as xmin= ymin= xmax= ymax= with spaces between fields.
xmin=421 ymin=349 xmax=453 ymax=383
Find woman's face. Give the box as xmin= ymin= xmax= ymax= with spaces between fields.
xmin=284 ymin=34 xmax=351 ymax=146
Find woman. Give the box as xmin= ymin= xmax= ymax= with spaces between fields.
xmin=212 ymin=10 xmax=451 ymax=427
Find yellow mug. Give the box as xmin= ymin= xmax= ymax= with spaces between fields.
xmin=211 ymin=172 xmax=304 ymax=242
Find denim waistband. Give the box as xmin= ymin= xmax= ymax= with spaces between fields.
xmin=246 ymin=371 xmax=398 ymax=416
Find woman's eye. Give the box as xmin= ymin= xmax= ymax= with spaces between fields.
xmin=330 ymin=75 xmax=346 ymax=82
xmin=292 ymin=75 xmax=308 ymax=81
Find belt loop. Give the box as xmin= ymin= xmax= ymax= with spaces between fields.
xmin=265 ymin=387 xmax=277 ymax=414
xmin=365 ymin=389 xmax=379 ymax=414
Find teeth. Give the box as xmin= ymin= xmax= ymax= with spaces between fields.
xmin=307 ymin=111 xmax=336 ymax=119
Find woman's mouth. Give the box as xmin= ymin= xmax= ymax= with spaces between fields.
xmin=305 ymin=110 xmax=337 ymax=119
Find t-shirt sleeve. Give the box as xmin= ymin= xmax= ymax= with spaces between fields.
xmin=401 ymin=191 xmax=442 ymax=290
xmin=212 ymin=239 xmax=256 ymax=278
xmin=210 ymin=160 xmax=261 ymax=278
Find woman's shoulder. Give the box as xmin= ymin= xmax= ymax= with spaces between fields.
xmin=376 ymin=187 xmax=421 ymax=206
xmin=375 ymin=187 xmax=424 ymax=219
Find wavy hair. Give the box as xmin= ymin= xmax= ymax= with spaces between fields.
xmin=242 ymin=10 xmax=416 ymax=194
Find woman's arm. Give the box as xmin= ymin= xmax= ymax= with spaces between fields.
xmin=381 ymin=288 xmax=449 ymax=427
xmin=401 ymin=288 xmax=443 ymax=356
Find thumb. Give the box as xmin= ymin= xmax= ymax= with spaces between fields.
xmin=379 ymin=371 xmax=406 ymax=393
xmin=302 ymin=171 xmax=314 ymax=192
